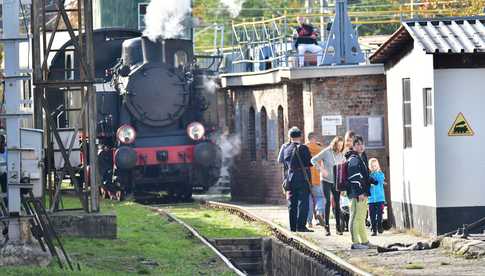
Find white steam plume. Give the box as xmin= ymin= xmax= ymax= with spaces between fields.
xmin=202 ymin=76 xmax=220 ymax=94
xmin=221 ymin=0 xmax=246 ymax=18
xmin=209 ymin=132 xmax=241 ymax=194
xmin=143 ymin=0 xmax=191 ymax=41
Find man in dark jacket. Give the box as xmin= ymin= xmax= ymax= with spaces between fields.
xmin=345 ymin=135 xmax=371 ymax=249
xmin=278 ymin=127 xmax=313 ymax=232
xmin=294 ymin=16 xmax=323 ymax=67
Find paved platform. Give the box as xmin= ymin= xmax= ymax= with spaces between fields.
xmin=226 ymin=203 xmax=485 ymax=276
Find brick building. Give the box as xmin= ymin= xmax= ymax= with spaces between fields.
xmin=218 ymin=65 xmax=388 ymax=205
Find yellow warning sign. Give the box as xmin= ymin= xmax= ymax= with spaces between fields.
xmin=448 ymin=112 xmax=474 ymax=136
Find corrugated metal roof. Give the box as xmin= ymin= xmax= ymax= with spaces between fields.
xmin=370 ymin=17 xmax=485 ymax=64
xmin=404 ymin=18 xmax=485 ymax=53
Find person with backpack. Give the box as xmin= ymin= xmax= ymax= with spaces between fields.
xmin=278 ymin=127 xmax=313 ymax=232
xmin=310 ymin=136 xmax=345 ymax=236
xmin=346 ymin=135 xmax=372 ymax=249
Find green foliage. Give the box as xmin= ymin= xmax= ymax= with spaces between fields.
xmin=193 ymin=0 xmax=485 ymax=51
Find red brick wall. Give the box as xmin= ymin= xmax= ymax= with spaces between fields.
xmin=307 ymin=74 xmax=388 ymax=175
xmin=220 ymin=74 xmax=389 ymax=206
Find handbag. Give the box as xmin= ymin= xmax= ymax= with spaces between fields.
xmin=281 ymin=145 xmax=297 ymax=193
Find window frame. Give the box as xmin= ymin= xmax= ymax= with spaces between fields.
xmin=138 ymin=3 xmax=149 ymax=31
xmin=346 ymin=115 xmax=385 ymax=149
xmin=423 ymin=87 xmax=433 ymax=127
xmin=402 ymin=78 xmax=412 ymax=149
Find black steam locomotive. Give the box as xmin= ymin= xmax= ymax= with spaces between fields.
xmin=47 ymin=29 xmax=222 ymax=199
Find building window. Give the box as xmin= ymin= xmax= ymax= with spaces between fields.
xmin=423 ymin=88 xmax=433 ymax=127
xmin=277 ymin=106 xmax=284 ymax=149
xmin=138 ymin=3 xmax=149 ymax=31
xmin=347 ymin=116 xmax=385 ymax=149
xmin=403 ymin=78 xmax=412 ymax=148
xmin=260 ymin=107 xmax=268 ymax=160
xmin=64 ymin=50 xmax=74 ymax=80
xmin=248 ymin=107 xmax=256 ymax=161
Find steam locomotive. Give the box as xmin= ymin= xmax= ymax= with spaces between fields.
xmin=47 ymin=28 xmax=222 ymax=199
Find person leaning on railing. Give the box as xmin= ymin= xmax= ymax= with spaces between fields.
xmin=293 ymin=16 xmax=323 ymax=67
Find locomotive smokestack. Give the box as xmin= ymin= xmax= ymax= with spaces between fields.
xmin=141 ymin=36 xmax=164 ymax=64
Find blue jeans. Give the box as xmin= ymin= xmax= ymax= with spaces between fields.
xmin=308 ymin=184 xmax=325 ymax=224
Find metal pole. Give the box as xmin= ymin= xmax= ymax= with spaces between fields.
xmin=410 ymin=0 xmax=414 ymax=18
xmin=320 ymin=0 xmax=327 ymax=43
xmin=305 ymin=0 xmax=312 ymax=14
xmin=220 ymin=25 xmax=225 ymax=53
xmin=213 ymin=23 xmax=218 ymax=53
xmin=84 ymin=0 xmax=99 ymax=212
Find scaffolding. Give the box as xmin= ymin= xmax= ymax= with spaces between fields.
xmin=31 ymin=0 xmax=99 ymax=212
xmin=227 ymin=0 xmax=367 ymax=73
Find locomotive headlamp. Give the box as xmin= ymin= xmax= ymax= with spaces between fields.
xmin=117 ymin=124 xmax=136 ymax=144
xmin=187 ymin=122 xmax=205 ymax=141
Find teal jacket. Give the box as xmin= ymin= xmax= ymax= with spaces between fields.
xmin=368 ymin=171 xmax=385 ymax=203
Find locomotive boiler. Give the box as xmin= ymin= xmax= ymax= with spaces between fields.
xmin=47 ymin=29 xmax=222 ymax=200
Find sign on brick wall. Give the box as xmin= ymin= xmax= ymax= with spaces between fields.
xmin=322 ymin=115 xmax=343 ymax=136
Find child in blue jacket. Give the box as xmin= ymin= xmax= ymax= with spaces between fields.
xmin=368 ymin=158 xmax=386 ymax=236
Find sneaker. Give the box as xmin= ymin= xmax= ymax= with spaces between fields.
xmin=378 ymin=226 xmax=384 ymax=234
xmin=325 ymin=225 xmax=331 ymax=236
xmin=371 ymin=231 xmax=377 ymax=236
xmin=351 ymin=244 xmax=369 ymax=250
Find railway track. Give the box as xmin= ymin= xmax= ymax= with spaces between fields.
xmin=144 ymin=197 xmax=369 ymax=275
xmin=202 ymin=201 xmax=371 ymax=276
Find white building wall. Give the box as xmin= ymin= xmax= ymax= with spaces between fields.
xmin=386 ymin=48 xmax=437 ymax=208
xmin=434 ymin=69 xmax=485 ymax=208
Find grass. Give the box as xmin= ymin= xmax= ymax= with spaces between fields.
xmin=2 ymin=198 xmax=236 ymax=276
xmin=165 ymin=204 xmax=272 ymax=239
